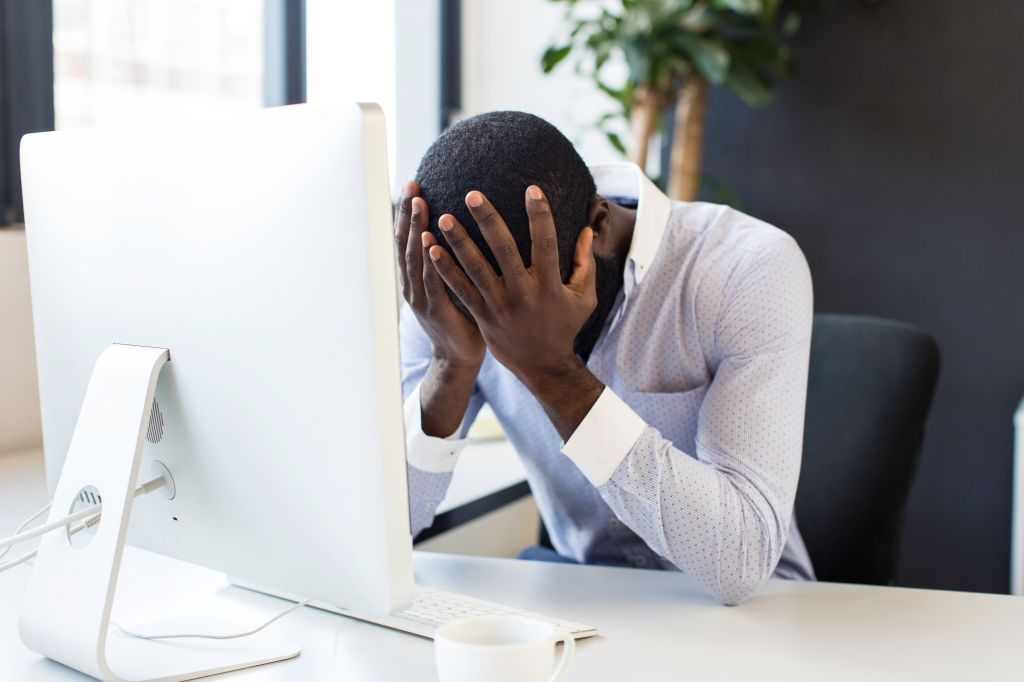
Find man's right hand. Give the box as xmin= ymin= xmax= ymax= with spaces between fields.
xmin=395 ymin=180 xmax=484 ymax=437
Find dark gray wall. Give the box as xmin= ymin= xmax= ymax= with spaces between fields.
xmin=702 ymin=0 xmax=1024 ymax=593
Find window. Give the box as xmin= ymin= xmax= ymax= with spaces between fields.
xmin=305 ymin=0 xmax=398 ymax=183
xmin=53 ymin=0 xmax=266 ymax=130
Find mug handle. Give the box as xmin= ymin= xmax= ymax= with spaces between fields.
xmin=549 ymin=632 xmax=576 ymax=682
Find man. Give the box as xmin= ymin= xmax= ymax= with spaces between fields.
xmin=395 ymin=111 xmax=815 ymax=605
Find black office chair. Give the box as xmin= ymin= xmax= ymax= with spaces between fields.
xmin=795 ymin=314 xmax=939 ymax=585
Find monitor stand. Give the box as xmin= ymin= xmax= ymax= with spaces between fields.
xmin=19 ymin=344 xmax=299 ymax=682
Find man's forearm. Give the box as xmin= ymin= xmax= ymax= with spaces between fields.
xmin=519 ymin=359 xmax=605 ymax=441
xmin=419 ymin=358 xmax=481 ymax=437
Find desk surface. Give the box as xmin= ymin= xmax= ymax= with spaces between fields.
xmin=3 ymin=449 xmax=1024 ymax=680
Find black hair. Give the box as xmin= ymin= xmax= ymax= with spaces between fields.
xmin=416 ymin=111 xmax=596 ymax=280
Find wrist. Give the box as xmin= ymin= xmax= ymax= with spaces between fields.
xmin=420 ymin=357 xmax=481 ymax=439
xmin=520 ymin=357 xmax=604 ymax=408
xmin=518 ymin=355 xmax=587 ymax=393
xmin=431 ymin=354 xmax=483 ymax=378
xmin=518 ymin=358 xmax=605 ymax=441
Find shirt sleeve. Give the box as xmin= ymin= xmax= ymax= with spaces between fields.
xmin=404 ymin=382 xmax=471 ymax=474
xmin=562 ymin=388 xmax=646 ymax=485
xmin=400 ymin=305 xmax=485 ymax=536
xmin=561 ymin=235 xmax=813 ymax=605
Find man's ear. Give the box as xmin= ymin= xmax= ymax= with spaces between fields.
xmin=587 ymin=196 xmax=613 ymax=254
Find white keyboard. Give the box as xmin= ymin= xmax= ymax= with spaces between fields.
xmin=332 ymin=585 xmax=599 ymax=640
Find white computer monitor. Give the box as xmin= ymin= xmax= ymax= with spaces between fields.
xmin=20 ymin=103 xmax=413 ymax=620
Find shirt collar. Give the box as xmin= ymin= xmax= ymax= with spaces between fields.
xmin=589 ymin=162 xmax=672 ymax=287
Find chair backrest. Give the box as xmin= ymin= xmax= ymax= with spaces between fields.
xmin=796 ymin=314 xmax=939 ymax=585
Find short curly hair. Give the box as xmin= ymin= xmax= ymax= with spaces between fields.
xmin=416 ymin=111 xmax=596 ymax=281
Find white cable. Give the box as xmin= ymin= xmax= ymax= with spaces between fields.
xmin=0 ymin=503 xmax=50 ymax=561
xmin=111 ymin=598 xmax=313 ymax=641
xmin=0 ymin=548 xmax=36 ymax=572
xmin=1 ymin=473 xmax=308 ymax=643
xmin=0 ymin=505 xmax=101 ymax=551
xmin=0 ymin=513 xmax=102 ymax=572
xmin=0 ymin=474 xmax=167 ymax=557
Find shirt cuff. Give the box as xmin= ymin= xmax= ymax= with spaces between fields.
xmin=561 ymin=387 xmax=646 ymax=485
xmin=404 ymin=382 xmax=471 ymax=474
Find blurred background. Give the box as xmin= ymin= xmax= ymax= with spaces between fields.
xmin=1 ymin=0 xmax=1021 ymax=595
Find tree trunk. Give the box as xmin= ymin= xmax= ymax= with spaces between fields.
xmin=627 ymin=85 xmax=659 ymax=170
xmin=667 ymin=76 xmax=708 ymax=201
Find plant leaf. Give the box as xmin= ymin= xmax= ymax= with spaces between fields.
xmin=781 ymin=12 xmax=801 ymax=37
xmin=541 ymin=44 xmax=573 ymax=73
xmin=725 ymin=60 xmax=774 ymax=106
xmin=710 ymin=0 xmax=763 ymax=17
xmin=605 ymin=131 xmax=627 ymax=155
xmin=686 ymin=38 xmax=731 ymax=84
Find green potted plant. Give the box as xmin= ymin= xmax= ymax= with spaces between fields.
xmin=542 ymin=0 xmax=800 ymax=201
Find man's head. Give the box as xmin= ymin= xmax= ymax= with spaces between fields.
xmin=416 ymin=111 xmax=596 ymax=282
xmin=415 ymin=111 xmax=629 ymax=359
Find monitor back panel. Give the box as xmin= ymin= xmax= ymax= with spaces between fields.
xmin=20 ymin=104 xmax=413 ymax=615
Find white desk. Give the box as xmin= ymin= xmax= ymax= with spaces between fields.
xmin=3 ymin=451 xmax=1024 ymax=680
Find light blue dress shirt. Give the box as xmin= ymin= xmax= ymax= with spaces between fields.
xmin=402 ymin=163 xmax=815 ymax=605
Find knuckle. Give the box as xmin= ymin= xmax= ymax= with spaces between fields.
xmin=542 ymin=236 xmax=558 ymax=250
xmin=467 ymin=265 xmax=489 ymax=287
xmin=495 ymin=241 xmax=517 ymax=258
xmin=479 ymin=209 xmax=498 ymax=226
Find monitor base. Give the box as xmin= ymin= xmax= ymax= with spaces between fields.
xmin=18 ymin=344 xmax=299 ymax=681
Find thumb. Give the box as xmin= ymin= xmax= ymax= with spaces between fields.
xmin=567 ymin=227 xmax=596 ymax=295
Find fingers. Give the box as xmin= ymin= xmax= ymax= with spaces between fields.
xmin=438 ymin=213 xmax=501 ymax=297
xmin=394 ymin=180 xmax=418 ymax=301
xmin=567 ymin=227 xmax=596 ymax=300
xmin=420 ymin=231 xmax=449 ymax=310
xmin=525 ymin=185 xmax=561 ymax=286
xmin=427 ymin=243 xmax=486 ymax=317
xmin=465 ymin=191 xmax=526 ymax=282
xmin=405 ymin=196 xmax=429 ymax=305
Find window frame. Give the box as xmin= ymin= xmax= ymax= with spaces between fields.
xmin=264 ymin=0 xmax=306 ymax=106
xmin=439 ymin=0 xmax=461 ymax=131
xmin=1 ymin=0 xmax=55 ymax=225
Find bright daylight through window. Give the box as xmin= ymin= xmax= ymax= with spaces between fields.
xmin=53 ymin=0 xmax=264 ymax=130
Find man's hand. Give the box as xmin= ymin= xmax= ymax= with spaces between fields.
xmin=395 ymin=181 xmax=485 ymax=368
xmin=426 ymin=186 xmax=606 ymax=439
xmin=395 ymin=181 xmax=484 ymax=437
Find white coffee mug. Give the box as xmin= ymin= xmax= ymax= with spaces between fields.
xmin=434 ymin=615 xmax=575 ymax=682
